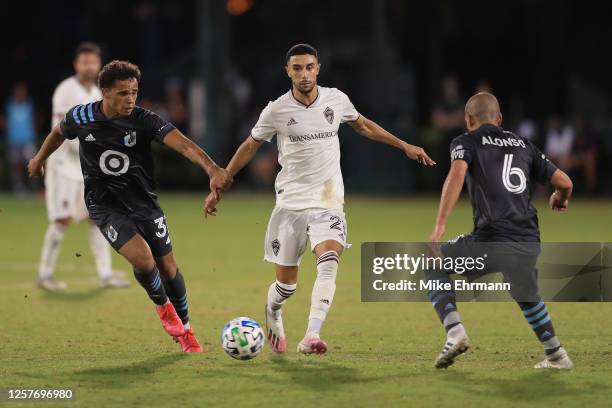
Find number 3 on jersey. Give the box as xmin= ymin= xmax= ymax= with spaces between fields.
xmin=154 ymin=216 xmax=168 ymax=238
xmin=502 ymin=154 xmax=526 ymax=194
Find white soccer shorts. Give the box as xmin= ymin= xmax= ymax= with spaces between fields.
xmin=44 ymin=166 xmax=89 ymax=222
xmin=263 ymin=206 xmax=350 ymax=266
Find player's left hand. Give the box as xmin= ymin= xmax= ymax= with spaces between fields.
xmin=549 ymin=192 xmax=569 ymax=211
xmin=404 ymin=144 xmax=436 ymax=166
xmin=27 ymin=157 xmax=44 ymax=177
xmin=429 ymin=224 xmax=445 ymax=243
xmin=209 ymin=167 xmax=233 ymax=193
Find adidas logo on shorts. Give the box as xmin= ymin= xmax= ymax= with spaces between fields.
xmin=85 ymin=134 xmax=96 ymax=142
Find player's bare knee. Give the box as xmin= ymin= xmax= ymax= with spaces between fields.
xmin=130 ymin=255 xmax=156 ymax=272
xmin=276 ymin=265 xmax=298 ymax=285
xmin=314 ymin=240 xmax=344 ymax=259
xmin=156 ymin=255 xmax=178 ymax=279
xmin=54 ymin=218 xmax=72 ymax=227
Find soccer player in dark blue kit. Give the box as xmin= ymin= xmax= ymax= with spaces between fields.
xmin=429 ymin=92 xmax=574 ymax=369
xmin=28 ymin=60 xmax=233 ymax=352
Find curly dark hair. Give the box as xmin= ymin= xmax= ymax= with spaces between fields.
xmin=98 ymin=60 xmax=141 ymax=89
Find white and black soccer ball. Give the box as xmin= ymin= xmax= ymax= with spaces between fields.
xmin=221 ymin=317 xmax=264 ymax=360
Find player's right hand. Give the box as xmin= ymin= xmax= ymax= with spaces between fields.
xmin=203 ymin=191 xmax=219 ymax=218
xmin=429 ymin=224 xmax=446 ymax=243
xmin=404 ymin=144 xmax=437 ymax=166
xmin=209 ymin=167 xmax=233 ymax=193
xmin=27 ymin=157 xmax=44 ymax=177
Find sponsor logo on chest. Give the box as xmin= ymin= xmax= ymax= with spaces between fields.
xmin=286 ymin=105 xmax=338 ymax=143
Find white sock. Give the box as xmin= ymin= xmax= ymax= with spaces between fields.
xmin=447 ymin=323 xmax=467 ymax=341
xmin=307 ymin=250 xmax=339 ymax=335
xmin=38 ymin=222 xmax=67 ymax=280
xmin=267 ymin=280 xmax=297 ymax=312
xmin=89 ymin=224 xmax=113 ymax=280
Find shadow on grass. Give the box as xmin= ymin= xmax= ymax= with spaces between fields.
xmin=437 ymin=369 xmax=608 ymax=402
xmin=269 ymin=356 xmax=381 ymax=390
xmin=42 ymin=287 xmax=105 ymax=301
xmin=17 ymin=353 xmax=188 ymax=389
xmin=202 ymin=355 xmax=382 ymax=392
xmin=73 ymin=353 xmax=189 ymax=387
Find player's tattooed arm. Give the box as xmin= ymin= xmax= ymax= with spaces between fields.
xmin=162 ymin=129 xmax=233 ymax=196
xmin=27 ymin=125 xmax=66 ymax=177
xmin=430 ymin=160 xmax=468 ymax=242
xmin=347 ymin=115 xmax=436 ymax=166
xmin=549 ymin=169 xmax=573 ymax=211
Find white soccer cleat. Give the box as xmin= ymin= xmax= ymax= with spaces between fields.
xmin=38 ymin=277 xmax=68 ymax=291
xmin=265 ymin=305 xmax=287 ymax=353
xmin=534 ymin=347 xmax=574 ymax=369
xmin=99 ymin=275 xmax=131 ymax=289
xmin=434 ymin=335 xmax=470 ymax=369
xmin=297 ymin=332 xmax=328 ymax=355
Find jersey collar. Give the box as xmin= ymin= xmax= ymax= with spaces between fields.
xmin=289 ymin=86 xmax=320 ymax=108
xmin=477 ymin=123 xmax=502 ymax=133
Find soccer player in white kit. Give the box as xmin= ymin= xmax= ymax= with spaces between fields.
xmin=205 ymin=44 xmax=436 ymax=354
xmin=38 ymin=42 xmax=129 ymax=290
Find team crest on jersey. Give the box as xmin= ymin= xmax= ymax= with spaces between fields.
xmin=324 ymin=107 xmax=334 ymax=124
xmin=271 ymin=239 xmax=281 ymax=256
xmin=124 ymin=131 xmax=137 ymax=147
xmin=107 ymin=225 xmax=118 ymax=242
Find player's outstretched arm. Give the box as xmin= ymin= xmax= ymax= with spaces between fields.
xmin=226 ymin=135 xmax=264 ymax=177
xmin=347 ymin=115 xmax=436 ymax=166
xmin=27 ymin=125 xmax=65 ymax=177
xmin=163 ymin=129 xmax=233 ymax=195
xmin=548 ymin=169 xmax=573 ymax=211
xmin=203 ymin=135 xmax=263 ymax=218
xmin=430 ymin=160 xmax=468 ymax=242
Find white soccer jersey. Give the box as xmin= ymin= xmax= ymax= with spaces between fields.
xmin=49 ymin=76 xmax=102 ymax=180
xmin=251 ymin=86 xmax=359 ymax=210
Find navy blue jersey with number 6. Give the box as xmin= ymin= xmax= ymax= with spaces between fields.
xmin=449 ymin=124 xmax=557 ymax=242
xmin=60 ymin=101 xmax=175 ymax=219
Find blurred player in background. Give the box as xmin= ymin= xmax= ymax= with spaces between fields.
xmin=429 ymin=92 xmax=574 ymax=369
xmin=5 ymin=81 xmax=37 ymax=196
xmin=29 ymin=60 xmax=232 ymax=352
xmin=38 ymin=42 xmax=129 ymax=290
xmin=205 ymin=44 xmax=435 ymax=355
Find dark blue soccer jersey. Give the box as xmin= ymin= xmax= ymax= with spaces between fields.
xmin=450 ymin=124 xmax=557 ymax=242
xmin=60 ymin=101 xmax=175 ymax=218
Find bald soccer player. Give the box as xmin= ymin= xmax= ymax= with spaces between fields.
xmin=428 ymin=92 xmax=574 ymax=369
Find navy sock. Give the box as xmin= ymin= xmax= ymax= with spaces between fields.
xmin=519 ymin=300 xmax=561 ymax=355
xmin=427 ymin=276 xmax=459 ymax=331
xmin=162 ymin=270 xmax=189 ymax=324
xmin=134 ymin=266 xmax=168 ymax=306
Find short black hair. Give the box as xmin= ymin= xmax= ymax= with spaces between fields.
xmin=286 ymin=43 xmax=318 ymax=63
xmin=75 ymin=42 xmax=101 ymax=59
xmin=98 ymin=60 xmax=141 ymax=89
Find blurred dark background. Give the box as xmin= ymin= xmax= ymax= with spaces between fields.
xmin=2 ymin=0 xmax=611 ymax=195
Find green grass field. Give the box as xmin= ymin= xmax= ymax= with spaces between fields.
xmin=1 ymin=193 xmax=611 ymax=407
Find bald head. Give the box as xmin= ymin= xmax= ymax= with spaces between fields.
xmin=464 ymin=92 xmax=502 ymax=130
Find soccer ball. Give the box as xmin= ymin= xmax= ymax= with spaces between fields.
xmin=221 ymin=317 xmax=265 ymax=360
